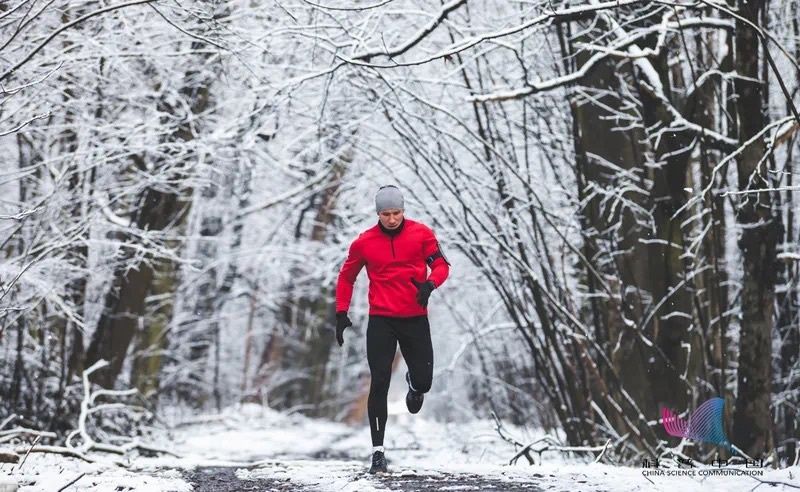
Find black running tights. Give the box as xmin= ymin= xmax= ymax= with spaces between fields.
xmin=367 ymin=315 xmax=433 ymax=446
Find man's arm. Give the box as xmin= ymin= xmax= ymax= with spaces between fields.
xmin=336 ymin=237 xmax=365 ymax=313
xmin=422 ymin=227 xmax=450 ymax=288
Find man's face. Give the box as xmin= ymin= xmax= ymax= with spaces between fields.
xmin=378 ymin=209 xmax=404 ymax=229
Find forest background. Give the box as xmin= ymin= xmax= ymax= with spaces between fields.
xmin=1 ymin=0 xmax=798 ymax=467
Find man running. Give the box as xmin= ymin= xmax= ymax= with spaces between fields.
xmin=334 ymin=185 xmax=450 ymax=474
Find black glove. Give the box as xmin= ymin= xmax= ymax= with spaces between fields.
xmin=335 ymin=312 xmax=352 ymax=346
xmin=410 ymin=278 xmax=435 ymax=308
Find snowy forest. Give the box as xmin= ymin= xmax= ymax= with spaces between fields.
xmin=1 ymin=0 xmax=800 ymax=489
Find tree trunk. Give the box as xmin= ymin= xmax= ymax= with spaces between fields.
xmin=129 ymin=257 xmax=176 ymax=399
xmin=85 ymin=38 xmax=212 ymax=389
xmin=732 ymin=0 xmax=779 ymax=458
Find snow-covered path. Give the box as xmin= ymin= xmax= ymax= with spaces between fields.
xmin=8 ymin=404 xmax=800 ymax=491
xmin=134 ymin=404 xmax=576 ymax=491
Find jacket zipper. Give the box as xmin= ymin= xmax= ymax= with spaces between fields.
xmin=390 ymin=236 xmax=395 ymax=258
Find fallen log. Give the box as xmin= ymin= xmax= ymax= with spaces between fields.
xmin=0 ymin=451 xmax=19 ymax=463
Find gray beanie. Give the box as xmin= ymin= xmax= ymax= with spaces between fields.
xmin=375 ymin=185 xmax=404 ymax=213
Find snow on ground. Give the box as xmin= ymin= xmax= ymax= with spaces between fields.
xmin=1 ymin=452 xmax=191 ymax=492
xmin=3 ymin=402 xmax=799 ymax=491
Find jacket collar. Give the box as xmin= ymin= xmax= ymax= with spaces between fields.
xmin=378 ymin=218 xmax=405 ymax=237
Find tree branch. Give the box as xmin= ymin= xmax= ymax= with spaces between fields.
xmin=0 ymin=0 xmax=156 ymax=84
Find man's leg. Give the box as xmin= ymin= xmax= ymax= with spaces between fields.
xmin=396 ymin=316 xmax=434 ymax=394
xmin=367 ymin=316 xmax=397 ymax=447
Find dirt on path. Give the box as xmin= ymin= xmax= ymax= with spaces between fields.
xmin=182 ymin=462 xmax=553 ymax=491
xmin=182 ymin=466 xmax=298 ymax=491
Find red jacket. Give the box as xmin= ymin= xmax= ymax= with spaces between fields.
xmin=336 ymin=218 xmax=450 ymax=317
